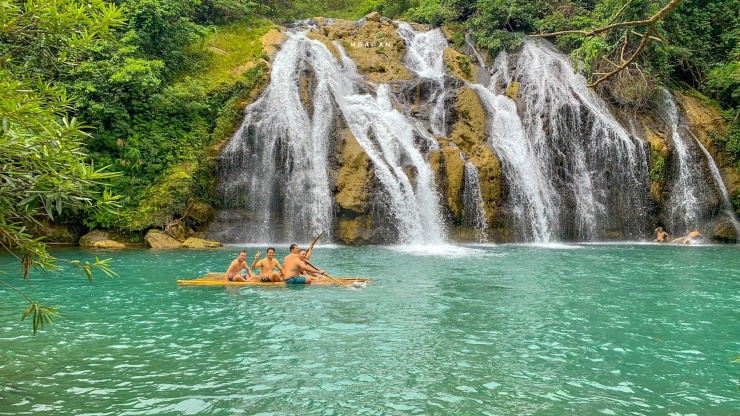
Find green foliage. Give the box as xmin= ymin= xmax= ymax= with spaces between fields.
xmin=123 ymin=0 xmax=208 ymax=77
xmin=22 ymin=302 xmax=61 ymax=336
xmin=0 ymin=0 xmax=126 ymax=78
xmin=404 ymin=0 xmax=456 ymax=26
xmin=468 ymin=0 xmax=548 ymax=53
xmin=707 ymin=62 xmax=740 ymax=111
xmin=650 ymin=150 xmax=666 ymax=183
xmin=709 ymin=125 xmax=740 ymax=170
xmin=194 ymin=0 xmax=263 ymax=25
xmin=1 ymin=0 xmax=124 ymax=334
xmin=456 ymin=55 xmax=472 ymax=79
xmin=183 ymin=19 xmax=273 ymax=90
xmin=732 ymin=189 xmax=740 ymax=216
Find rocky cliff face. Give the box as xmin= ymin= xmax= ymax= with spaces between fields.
xmin=209 ymin=15 xmax=740 ymax=244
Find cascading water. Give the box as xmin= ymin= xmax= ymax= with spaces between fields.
xmin=396 ymin=22 xmax=447 ymax=79
xmin=660 ymin=89 xmax=707 ymax=234
xmin=462 ymin=161 xmax=488 ymax=241
xmin=689 ymin=132 xmax=740 ymax=239
xmin=211 ymin=19 xmax=734 ymax=244
xmin=396 ymin=22 xmax=450 ymax=138
xmin=464 ymin=32 xmax=487 ymax=69
xmin=479 ymin=38 xmax=652 ymax=241
xmin=658 ymin=89 xmax=740 ymax=239
xmin=472 ymin=84 xmax=557 ymax=242
xmin=215 ymin=32 xmax=335 ymax=243
xmin=214 ymin=28 xmax=447 ymax=244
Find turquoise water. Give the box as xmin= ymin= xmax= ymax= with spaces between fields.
xmin=1 ymin=244 xmax=739 ymax=415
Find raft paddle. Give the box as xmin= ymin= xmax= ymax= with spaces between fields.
xmin=305 ymin=259 xmax=349 ymax=288
xmin=305 ymin=231 xmax=325 ymax=261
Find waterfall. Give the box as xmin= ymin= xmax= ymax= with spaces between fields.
xmin=336 ymin=72 xmax=446 ymax=242
xmin=659 ymin=89 xmax=740 ymax=239
xmin=472 ymin=84 xmax=557 ymax=241
xmin=212 ymin=21 xmax=735 ymax=244
xmin=397 ymin=22 xmax=450 ymax=139
xmin=478 ymin=38 xmax=651 ymax=241
xmin=396 ymin=22 xmax=447 ymax=79
xmin=464 ymin=32 xmax=486 ymax=69
xmin=216 ymin=32 xmax=335 ymax=242
xmin=215 ymin=30 xmax=447 ymax=244
xmin=512 ymin=39 xmax=651 ymax=240
xmin=660 ymin=89 xmax=706 ymax=234
xmin=693 ymin=134 xmax=740 ymax=237
xmin=463 ymin=161 xmax=488 ymax=241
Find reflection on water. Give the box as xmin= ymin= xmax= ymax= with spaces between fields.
xmin=1 ymin=245 xmax=739 ymax=414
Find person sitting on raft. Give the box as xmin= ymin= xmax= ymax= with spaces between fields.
xmin=225 ymin=250 xmax=257 ymax=282
xmin=671 ymin=230 xmax=705 ymax=245
xmin=654 ymin=227 xmax=670 ymax=243
xmin=251 ymin=247 xmax=286 ymax=282
xmin=283 ymin=243 xmax=325 ymax=284
xmin=299 ymin=250 xmax=317 ymax=277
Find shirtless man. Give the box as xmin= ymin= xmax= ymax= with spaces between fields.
xmin=283 ymin=243 xmax=325 ymax=284
xmin=225 ymin=251 xmax=257 ymax=282
xmin=672 ymin=229 xmax=704 ymax=245
xmin=251 ymin=247 xmax=285 ymax=282
xmin=654 ymin=227 xmax=670 ymax=243
xmin=299 ymin=250 xmax=317 ymax=277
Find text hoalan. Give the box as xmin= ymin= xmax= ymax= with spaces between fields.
xmin=350 ymin=41 xmax=393 ymax=48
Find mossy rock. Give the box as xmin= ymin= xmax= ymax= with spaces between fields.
xmin=450 ymin=86 xmax=487 ymax=153
xmin=335 ymin=129 xmax=372 ymax=213
xmin=336 ymin=216 xmax=374 ymax=244
xmin=79 ymin=230 xmax=126 ymax=249
xmin=443 ymin=48 xmax=476 ymax=82
xmin=145 ymin=229 xmax=182 ymax=249
xmin=182 ymin=238 xmax=223 ymax=248
xmin=321 ymin=19 xmax=413 ymax=83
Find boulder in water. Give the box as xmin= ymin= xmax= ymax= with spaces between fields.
xmin=182 ymin=238 xmax=223 ymax=248
xmin=712 ymin=218 xmax=738 ymax=243
xmin=79 ymin=230 xmax=126 ymax=248
xmin=145 ymin=230 xmax=182 ymax=249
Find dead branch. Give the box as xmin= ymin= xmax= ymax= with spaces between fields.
xmin=590 ymin=26 xmax=653 ymax=88
xmin=533 ymin=0 xmax=683 ymax=88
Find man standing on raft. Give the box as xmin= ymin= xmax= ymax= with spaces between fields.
xmin=225 ymin=251 xmax=257 ymax=282
xmin=283 ymin=243 xmax=325 ymax=284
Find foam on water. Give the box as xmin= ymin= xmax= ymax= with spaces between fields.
xmin=386 ymin=243 xmax=485 ymax=258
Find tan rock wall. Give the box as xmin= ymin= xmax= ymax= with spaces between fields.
xmin=320 ymin=19 xmax=413 ymax=83
xmin=446 ymin=87 xmax=503 ymax=231
xmin=443 ymin=48 xmax=476 ymax=82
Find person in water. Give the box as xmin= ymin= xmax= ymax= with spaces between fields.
xmin=251 ymin=247 xmax=286 ymax=282
xmin=671 ymin=230 xmax=704 ymax=245
xmin=283 ymin=243 xmax=325 ymax=284
xmin=225 ymin=251 xmax=257 ymax=282
xmin=654 ymin=227 xmax=670 ymax=243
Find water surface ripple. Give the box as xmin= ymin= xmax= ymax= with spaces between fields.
xmin=1 ymin=245 xmax=738 ymax=414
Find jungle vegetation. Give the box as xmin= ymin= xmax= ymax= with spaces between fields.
xmin=1 ymin=0 xmax=739 ymax=333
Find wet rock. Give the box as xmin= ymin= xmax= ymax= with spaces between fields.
xmin=335 ymin=129 xmax=372 ymax=214
xmin=28 ymin=220 xmax=77 ymax=244
xmin=712 ymin=218 xmax=738 ymax=243
xmin=145 ymin=230 xmax=182 ymax=249
xmin=78 ymin=230 xmax=126 ymax=249
xmin=182 ymin=237 xmax=223 ymax=248
xmin=365 ymin=12 xmax=381 ymax=22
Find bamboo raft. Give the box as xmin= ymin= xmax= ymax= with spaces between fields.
xmin=177 ymin=272 xmax=373 ymax=287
